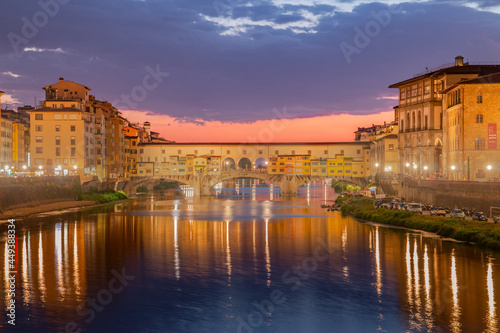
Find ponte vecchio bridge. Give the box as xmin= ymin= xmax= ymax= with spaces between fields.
xmin=126 ymin=142 xmax=372 ymax=196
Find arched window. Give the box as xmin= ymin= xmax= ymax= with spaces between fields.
xmin=476 ymin=114 xmax=483 ymax=123
xmin=475 ymin=137 xmax=485 ymax=150
xmin=406 ymin=113 xmax=410 ymax=132
xmin=401 ymin=119 xmax=404 ymax=133
xmin=417 ymin=111 xmax=421 ymax=131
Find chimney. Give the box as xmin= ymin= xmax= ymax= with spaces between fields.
xmin=59 ymin=77 xmax=64 ymax=82
xmin=455 ymin=56 xmax=464 ymax=66
xmin=143 ymin=121 xmax=151 ymax=136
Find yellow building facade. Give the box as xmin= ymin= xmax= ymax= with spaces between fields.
xmin=441 ymin=73 xmax=500 ymax=181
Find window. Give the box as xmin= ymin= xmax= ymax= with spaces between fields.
xmin=63 ymin=158 xmax=68 ymax=165
xmin=71 ymin=148 xmax=76 ymax=156
xmin=400 ymin=90 xmax=406 ymax=100
xmin=291 ymin=150 xmax=295 ymax=155
xmin=324 ymin=150 xmax=328 ymax=155
xmin=275 ymin=150 xmax=279 ymax=155
xmin=71 ymin=137 xmax=76 ymax=145
xmin=36 ymin=136 xmax=43 ymax=143
xmin=178 ymin=149 xmax=182 ymax=154
xmin=55 ymin=137 xmax=60 ymax=145
xmin=36 ymin=125 xmax=43 ymax=131
xmin=308 ymin=150 xmax=312 ymax=155
xmin=35 ymin=158 xmax=44 ymax=165
xmin=478 ymin=95 xmax=483 ymax=103
xmin=70 ymin=158 xmax=76 ymax=164
xmin=227 ymin=150 xmax=230 ymax=154
xmin=357 ymin=149 xmax=361 ymax=154
xmin=54 ymin=114 xmax=62 ymax=120
xmin=56 ymin=147 xmax=60 ymax=156
xmin=389 ymin=144 xmax=394 ymax=150
xmin=242 ymin=150 xmax=247 ymax=154
xmin=35 ymin=147 xmax=43 ymax=154
xmin=211 ymin=150 xmax=215 ymax=154
xmin=424 ymin=84 xmax=430 ymax=95
xmin=475 ymin=137 xmax=485 ymax=150
xmin=71 ymin=125 xmax=75 ymax=131
xmin=340 ymin=150 xmax=344 ymax=154
xmin=140 ymin=149 xmax=144 ymax=154
xmin=162 ymin=149 xmax=165 ymax=154
xmin=476 ymin=114 xmax=483 ymax=123
xmin=69 ymin=114 xmax=77 ymax=120
xmin=55 ymin=125 xmax=60 ymax=132
xmin=194 ymin=150 xmax=198 ymax=155
xmin=35 ymin=114 xmax=43 ymax=120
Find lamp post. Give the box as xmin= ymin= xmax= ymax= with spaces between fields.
xmin=451 ymin=165 xmax=456 ymax=181
xmin=487 ymin=165 xmax=492 ymax=181
xmin=423 ymin=165 xmax=428 ymax=178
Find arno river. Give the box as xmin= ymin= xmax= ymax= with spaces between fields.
xmin=1 ymin=180 xmax=499 ymax=333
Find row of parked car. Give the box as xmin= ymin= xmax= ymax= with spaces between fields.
xmin=374 ymin=199 xmax=494 ymax=221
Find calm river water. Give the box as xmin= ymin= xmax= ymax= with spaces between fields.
xmin=1 ymin=180 xmax=499 ymax=333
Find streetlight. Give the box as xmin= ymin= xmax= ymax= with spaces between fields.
xmin=451 ymin=165 xmax=455 ymax=170
xmin=487 ymin=165 xmax=492 ymax=181
xmin=22 ymin=165 xmax=27 ymax=170
xmin=375 ymin=163 xmax=379 ymax=167
xmin=74 ymin=165 xmax=77 ymax=169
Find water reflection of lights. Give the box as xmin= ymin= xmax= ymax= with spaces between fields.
xmin=55 ymin=223 xmax=65 ymax=297
xmin=4 ymin=242 xmax=10 ymax=309
xmin=22 ymin=234 xmax=31 ymax=303
xmin=38 ymin=231 xmax=46 ymax=302
xmin=450 ymin=250 xmax=461 ymax=333
xmin=265 ymin=219 xmax=271 ymax=287
xmin=225 ymin=221 xmax=232 ymax=285
xmin=406 ymin=235 xmax=413 ymax=305
xmin=342 ymin=225 xmax=349 ymax=281
xmin=73 ymin=223 xmax=81 ymax=295
xmin=375 ymin=227 xmax=382 ymax=298
xmin=423 ymin=245 xmax=434 ymax=331
xmin=270 ymin=184 xmax=274 ymax=201
xmin=174 ymin=217 xmax=180 ymax=281
xmin=486 ymin=259 xmax=498 ymax=333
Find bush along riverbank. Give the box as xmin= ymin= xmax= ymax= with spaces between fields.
xmin=80 ymin=190 xmax=129 ymax=204
xmin=339 ymin=197 xmax=500 ymax=251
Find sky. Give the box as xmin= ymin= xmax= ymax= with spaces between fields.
xmin=0 ymin=0 xmax=499 ymax=142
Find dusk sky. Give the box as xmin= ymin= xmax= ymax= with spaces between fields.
xmin=1 ymin=0 xmax=499 ymax=142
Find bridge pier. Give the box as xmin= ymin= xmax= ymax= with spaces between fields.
xmin=279 ymin=176 xmax=299 ymax=195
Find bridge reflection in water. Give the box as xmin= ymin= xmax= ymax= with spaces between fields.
xmin=1 ymin=185 xmax=499 ymax=332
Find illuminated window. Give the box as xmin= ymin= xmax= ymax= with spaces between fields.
xmin=475 ymin=137 xmax=485 ymax=150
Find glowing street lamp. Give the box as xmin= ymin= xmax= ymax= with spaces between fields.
xmin=413 ymin=164 xmax=417 ymax=169
xmin=487 ymin=165 xmax=492 ymax=181
xmin=423 ymin=165 xmax=428 ymax=171
xmin=406 ymin=163 xmax=410 ymax=167
xmin=74 ymin=165 xmax=78 ymax=170
xmin=487 ymin=165 xmax=492 ymax=171
xmin=375 ymin=163 xmax=379 ymax=167
xmin=451 ymin=165 xmax=456 ymax=170
xmin=22 ymin=165 xmax=27 ymax=170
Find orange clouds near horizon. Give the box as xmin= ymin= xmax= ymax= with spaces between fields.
xmin=121 ymin=110 xmax=394 ymax=143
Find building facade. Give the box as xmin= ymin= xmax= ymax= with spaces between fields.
xmin=389 ymin=56 xmax=500 ymax=179
xmin=441 ymin=73 xmax=500 ymax=181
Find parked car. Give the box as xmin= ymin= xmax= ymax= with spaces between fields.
xmin=436 ymin=208 xmax=447 ymax=216
xmin=450 ymin=209 xmax=465 ymax=219
xmin=472 ymin=212 xmax=488 ymax=221
xmin=430 ymin=207 xmax=438 ymax=216
xmin=408 ymin=203 xmax=423 ymax=214
xmin=493 ymin=216 xmax=500 ymax=224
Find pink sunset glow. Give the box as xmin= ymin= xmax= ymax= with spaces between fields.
xmin=121 ymin=110 xmax=394 ymax=142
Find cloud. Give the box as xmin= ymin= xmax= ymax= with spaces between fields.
xmin=1 ymin=94 xmax=22 ymax=106
xmin=2 ymin=71 xmax=21 ymax=78
xmin=23 ymin=47 xmax=67 ymax=53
